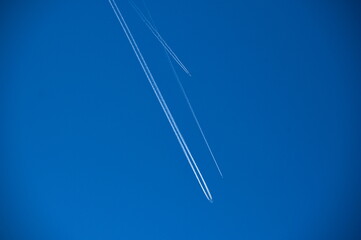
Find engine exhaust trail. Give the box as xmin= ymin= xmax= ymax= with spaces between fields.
xmin=139 ymin=0 xmax=223 ymax=178
xmin=108 ymin=0 xmax=212 ymax=201
xmin=166 ymin=53 xmax=223 ymax=178
xmin=129 ymin=0 xmax=191 ymax=77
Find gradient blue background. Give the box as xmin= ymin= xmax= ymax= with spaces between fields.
xmin=1 ymin=0 xmax=361 ymax=239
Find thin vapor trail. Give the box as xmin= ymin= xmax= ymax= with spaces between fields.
xmin=128 ymin=0 xmax=191 ymax=77
xmin=108 ymin=0 xmax=212 ymax=201
xmin=166 ymin=53 xmax=223 ymax=178
xmin=139 ymin=1 xmax=223 ymax=178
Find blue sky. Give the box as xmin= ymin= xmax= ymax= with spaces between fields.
xmin=1 ymin=0 xmax=361 ymax=239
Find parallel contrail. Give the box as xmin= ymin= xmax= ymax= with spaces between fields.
xmin=135 ymin=1 xmax=223 ymax=178
xmin=128 ymin=0 xmax=191 ymax=77
xmin=108 ymin=0 xmax=212 ymax=201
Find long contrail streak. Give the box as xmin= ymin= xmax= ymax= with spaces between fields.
xmin=165 ymin=53 xmax=224 ymax=178
xmin=128 ymin=0 xmax=191 ymax=77
xmin=136 ymin=1 xmax=223 ymax=178
xmin=108 ymin=0 xmax=212 ymax=201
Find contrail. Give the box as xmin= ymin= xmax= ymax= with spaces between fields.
xmin=108 ymin=0 xmax=212 ymax=201
xmin=166 ymin=53 xmax=223 ymax=178
xmin=138 ymin=0 xmax=223 ymax=178
xmin=128 ymin=0 xmax=191 ymax=77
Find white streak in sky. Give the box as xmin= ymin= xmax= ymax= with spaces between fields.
xmin=136 ymin=1 xmax=223 ymax=178
xmin=108 ymin=0 xmax=212 ymax=201
xmin=129 ymin=0 xmax=191 ymax=77
xmin=166 ymin=53 xmax=223 ymax=178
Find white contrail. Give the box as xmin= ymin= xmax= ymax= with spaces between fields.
xmin=137 ymin=1 xmax=223 ymax=178
xmin=108 ymin=0 xmax=212 ymax=201
xmin=166 ymin=53 xmax=223 ymax=178
xmin=128 ymin=0 xmax=191 ymax=77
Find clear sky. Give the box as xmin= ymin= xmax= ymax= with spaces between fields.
xmin=1 ymin=0 xmax=361 ymax=239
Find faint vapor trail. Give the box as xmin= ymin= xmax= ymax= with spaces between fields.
xmin=129 ymin=0 xmax=191 ymax=77
xmin=166 ymin=53 xmax=223 ymax=178
xmin=108 ymin=0 xmax=212 ymax=201
xmin=139 ymin=1 xmax=223 ymax=178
